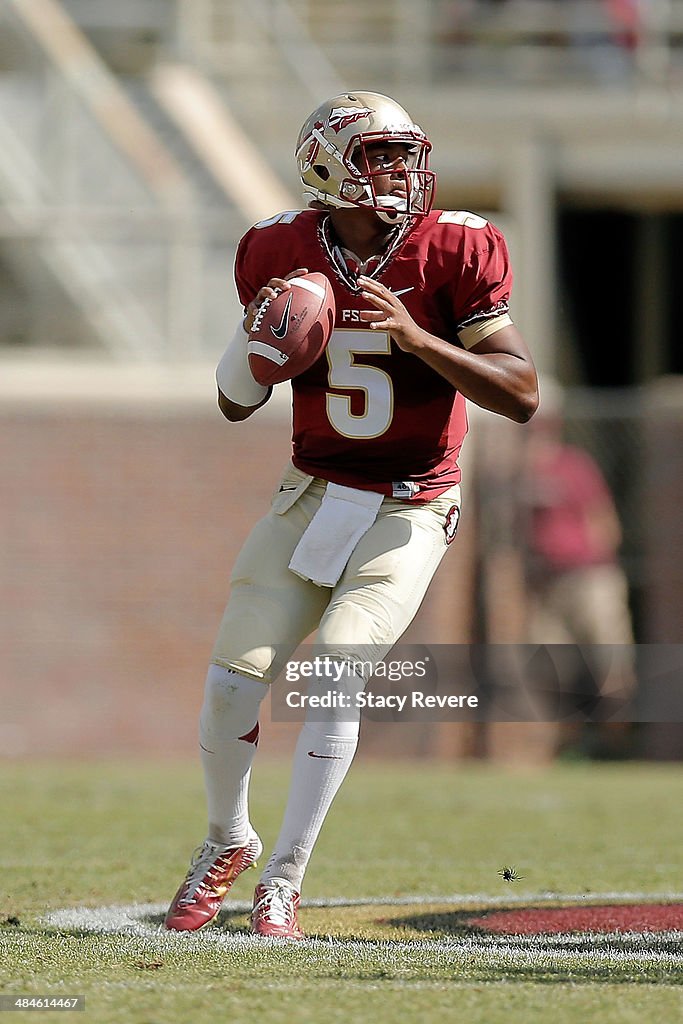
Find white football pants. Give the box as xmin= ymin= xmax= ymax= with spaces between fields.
xmin=211 ymin=462 xmax=461 ymax=680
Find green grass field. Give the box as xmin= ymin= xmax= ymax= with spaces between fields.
xmin=1 ymin=757 xmax=681 ymax=1023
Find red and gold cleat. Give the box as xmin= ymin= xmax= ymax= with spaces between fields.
xmin=164 ymin=833 xmax=262 ymax=931
xmin=251 ymin=878 xmax=304 ymax=940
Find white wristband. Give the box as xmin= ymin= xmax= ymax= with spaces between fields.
xmin=216 ymin=321 xmax=269 ymax=408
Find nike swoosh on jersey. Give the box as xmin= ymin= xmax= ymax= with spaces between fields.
xmin=391 ymin=287 xmax=414 ymax=297
xmin=270 ymin=292 xmax=293 ymax=340
xmin=307 ymin=750 xmax=343 ymax=760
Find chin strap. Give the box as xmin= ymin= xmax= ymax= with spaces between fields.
xmin=375 ymin=191 xmax=413 ymax=224
xmin=376 ymin=210 xmax=406 ymax=224
xmin=304 ymin=190 xmax=409 ymax=225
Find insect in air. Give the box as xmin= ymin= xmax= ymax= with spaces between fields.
xmin=498 ymin=866 xmax=524 ymax=882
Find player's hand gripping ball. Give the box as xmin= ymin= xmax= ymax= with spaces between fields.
xmin=247 ymin=273 xmax=336 ymax=385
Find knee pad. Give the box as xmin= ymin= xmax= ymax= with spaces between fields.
xmin=200 ymin=664 xmax=268 ymax=742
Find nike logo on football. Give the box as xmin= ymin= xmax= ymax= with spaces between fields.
xmin=307 ymin=751 xmax=343 ymax=760
xmin=392 ymin=287 xmax=414 ymax=297
xmin=270 ymin=292 xmax=293 ymax=340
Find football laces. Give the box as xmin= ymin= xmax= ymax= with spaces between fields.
xmin=250 ymin=289 xmax=281 ymax=333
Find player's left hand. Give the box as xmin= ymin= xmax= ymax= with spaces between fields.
xmin=358 ymin=275 xmax=423 ymax=352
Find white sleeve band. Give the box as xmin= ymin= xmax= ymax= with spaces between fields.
xmin=216 ymin=321 xmax=269 ymax=408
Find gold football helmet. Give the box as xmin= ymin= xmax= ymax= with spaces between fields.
xmin=295 ymin=91 xmax=435 ymax=222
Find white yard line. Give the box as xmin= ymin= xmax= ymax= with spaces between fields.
xmin=43 ymin=891 xmax=683 ymax=958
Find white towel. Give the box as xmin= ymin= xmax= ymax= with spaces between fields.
xmin=288 ymin=483 xmax=384 ymax=587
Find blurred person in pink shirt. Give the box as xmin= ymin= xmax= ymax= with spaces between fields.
xmin=522 ymin=400 xmax=636 ymax=756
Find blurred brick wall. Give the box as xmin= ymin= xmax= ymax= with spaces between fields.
xmin=3 ymin=384 xmax=680 ymax=761
xmin=0 ymin=404 xmax=475 ymax=759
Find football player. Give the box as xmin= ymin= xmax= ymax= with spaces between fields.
xmin=164 ymin=92 xmax=538 ymax=939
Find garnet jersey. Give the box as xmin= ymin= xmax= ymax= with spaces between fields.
xmin=234 ymin=209 xmax=513 ymax=501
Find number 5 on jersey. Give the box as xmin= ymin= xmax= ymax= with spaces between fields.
xmin=325 ymin=330 xmax=394 ymax=439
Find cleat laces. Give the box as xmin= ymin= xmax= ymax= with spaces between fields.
xmin=252 ymin=880 xmax=298 ymax=927
xmin=179 ymin=841 xmax=239 ymax=906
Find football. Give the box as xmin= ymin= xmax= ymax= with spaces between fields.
xmin=247 ymin=273 xmax=336 ymax=386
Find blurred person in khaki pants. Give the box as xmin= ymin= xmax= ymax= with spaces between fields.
xmin=521 ymin=398 xmax=636 ymax=757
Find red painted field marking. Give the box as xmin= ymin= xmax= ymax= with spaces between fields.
xmin=466 ymin=903 xmax=683 ymax=934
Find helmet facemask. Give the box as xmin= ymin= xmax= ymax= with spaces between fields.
xmin=341 ymin=132 xmax=435 ymax=223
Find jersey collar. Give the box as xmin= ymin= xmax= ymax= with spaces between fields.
xmin=317 ymin=214 xmax=415 ymax=293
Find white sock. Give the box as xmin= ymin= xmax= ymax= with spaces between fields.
xmin=260 ymin=663 xmax=364 ymax=890
xmin=199 ymin=665 xmax=268 ymax=846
